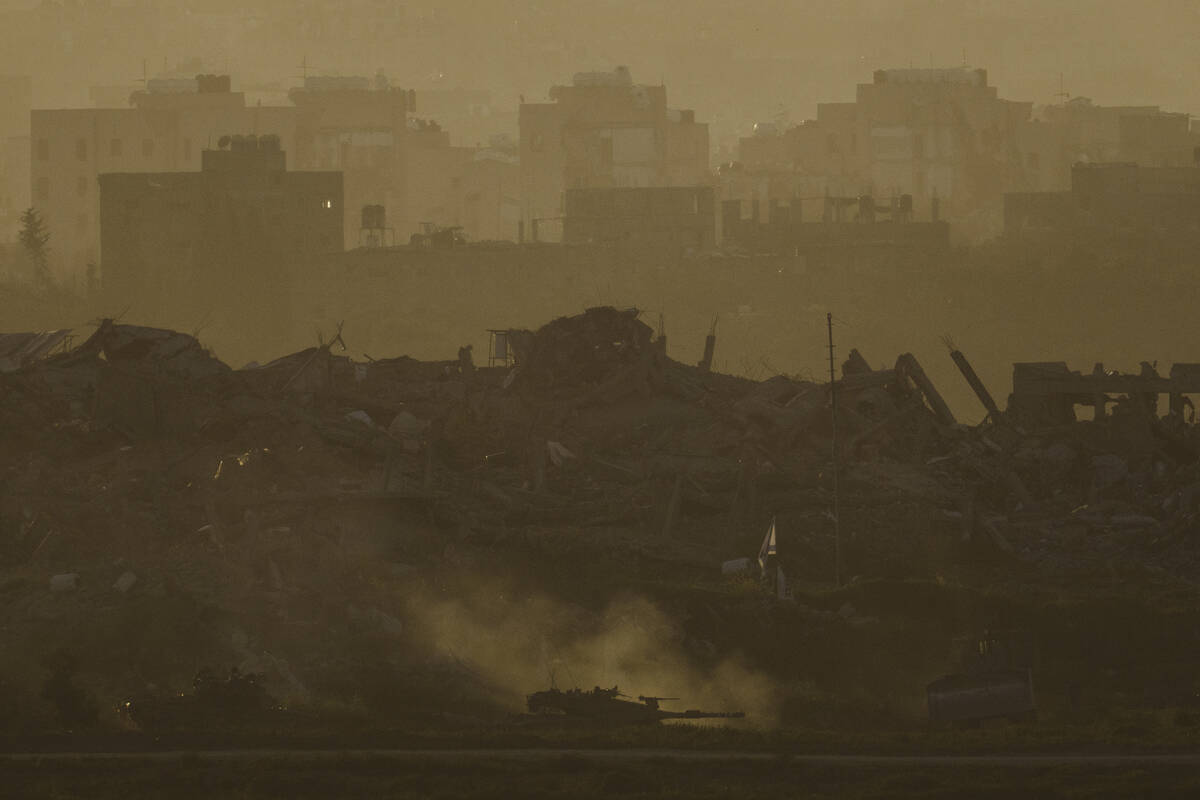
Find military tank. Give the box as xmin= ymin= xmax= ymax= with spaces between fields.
xmin=525 ymin=685 xmax=745 ymax=726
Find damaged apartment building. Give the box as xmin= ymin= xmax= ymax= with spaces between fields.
xmin=30 ymin=72 xmax=517 ymax=289
xmin=98 ymin=134 xmax=343 ymax=356
xmin=30 ymin=75 xmax=297 ymax=288
xmin=723 ymin=67 xmax=1200 ymax=246
xmin=1004 ymin=160 xmax=1200 ymax=244
xmin=0 ymin=74 xmax=31 ymax=249
xmin=519 ymin=66 xmax=710 ymax=243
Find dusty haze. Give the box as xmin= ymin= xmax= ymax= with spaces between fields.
xmin=2 ymin=0 xmax=1197 ymax=148
xmin=6 ymin=4 xmax=1200 ymax=796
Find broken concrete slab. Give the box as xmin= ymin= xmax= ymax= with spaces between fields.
xmin=113 ymin=571 xmax=138 ymax=594
xmin=49 ymin=573 xmax=80 ymax=592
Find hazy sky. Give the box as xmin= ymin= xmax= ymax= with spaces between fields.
xmin=2 ymin=0 xmax=1197 ymax=144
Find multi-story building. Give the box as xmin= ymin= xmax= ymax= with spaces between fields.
xmin=1005 ymin=161 xmax=1200 ymax=241
xmin=1021 ymin=97 xmax=1200 ymax=191
xmin=30 ymin=76 xmax=296 ymax=287
xmin=0 ymin=75 xmax=31 ymax=243
xmin=519 ymin=67 xmax=710 ymax=241
xmin=563 ymin=186 xmax=715 ymax=250
xmin=414 ymin=88 xmax=517 ymax=148
xmin=98 ymin=135 xmax=342 ymax=353
xmin=729 ymin=67 xmax=1033 ymax=240
xmin=286 ymin=75 xmax=415 ymax=247
xmin=33 ymin=71 xmax=511 ymax=285
xmin=729 ymin=68 xmax=1200 ymax=244
xmin=217 ymin=74 xmax=484 ymax=247
xmin=851 ymin=69 xmax=1033 ymax=213
xmin=452 ymin=142 xmax=520 ymax=243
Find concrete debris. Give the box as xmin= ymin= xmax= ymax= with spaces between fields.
xmin=6 ymin=309 xmax=1200 ymax=719
xmin=368 ymin=607 xmax=405 ymax=637
xmin=113 ymin=571 xmax=138 ymax=594
xmin=0 ymin=329 xmax=73 ymax=373
xmin=49 ymin=573 xmax=80 ymax=592
xmin=345 ymin=409 xmax=377 ymax=429
xmin=546 ymin=440 xmax=576 ymax=467
xmin=387 ymin=410 xmax=427 ymax=439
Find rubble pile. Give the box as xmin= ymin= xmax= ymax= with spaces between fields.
xmin=2 ymin=307 xmax=1199 ymax=727
xmin=508 ymin=307 xmax=656 ymax=393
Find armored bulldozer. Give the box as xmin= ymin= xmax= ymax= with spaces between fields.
xmin=410 ymin=222 xmax=466 ymax=249
xmin=926 ymin=630 xmax=1036 ymax=727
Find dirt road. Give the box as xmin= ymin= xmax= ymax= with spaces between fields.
xmin=4 ymin=748 xmax=1198 ymax=766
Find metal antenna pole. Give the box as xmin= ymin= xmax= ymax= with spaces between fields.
xmin=827 ymin=312 xmax=841 ymax=587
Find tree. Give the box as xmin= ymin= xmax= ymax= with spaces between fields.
xmin=18 ymin=207 xmax=51 ymax=289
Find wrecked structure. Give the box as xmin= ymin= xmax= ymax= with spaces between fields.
xmin=3 ymin=307 xmax=1200 ymax=733
xmin=1009 ymin=360 xmax=1200 ymax=424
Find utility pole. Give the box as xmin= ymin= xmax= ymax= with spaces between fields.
xmin=1055 ymin=73 xmax=1070 ymax=104
xmin=827 ymin=312 xmax=842 ymax=587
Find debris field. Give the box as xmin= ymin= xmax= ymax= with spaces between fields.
xmin=2 ymin=307 xmax=1200 ymax=732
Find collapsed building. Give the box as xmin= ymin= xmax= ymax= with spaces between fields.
xmin=3 ymin=307 xmax=1200 ymax=732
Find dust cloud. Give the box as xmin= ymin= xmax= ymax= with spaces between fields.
xmin=406 ymin=580 xmax=778 ymax=727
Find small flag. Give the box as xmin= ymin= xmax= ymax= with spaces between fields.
xmin=757 ymin=517 xmax=778 ymax=570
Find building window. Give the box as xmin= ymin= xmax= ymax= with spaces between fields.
xmin=37 ymin=139 xmax=49 ymax=161
xmin=142 ymin=138 xmax=155 ymax=158
xmin=35 ymin=177 xmax=49 ymax=205
xmin=76 ymin=176 xmax=88 ymax=197
xmin=76 ymin=138 xmax=87 ymax=161
xmin=110 ymin=138 xmax=122 ymax=157
xmin=322 ymin=198 xmax=334 ymax=209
